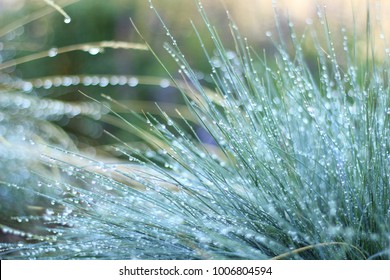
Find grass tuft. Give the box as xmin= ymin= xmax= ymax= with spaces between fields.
xmin=0 ymin=2 xmax=389 ymax=259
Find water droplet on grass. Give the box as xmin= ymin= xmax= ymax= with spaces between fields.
xmin=48 ymin=48 xmax=58 ymax=57
xmin=22 ymin=82 xmax=33 ymax=92
xmin=99 ymin=77 xmax=109 ymax=87
xmin=86 ymin=47 xmax=102 ymax=55
xmin=110 ymin=76 xmax=119 ymax=85
xmin=305 ymin=18 xmax=313 ymax=25
xmin=159 ymin=79 xmax=170 ymax=88
xmin=128 ymin=77 xmax=139 ymax=87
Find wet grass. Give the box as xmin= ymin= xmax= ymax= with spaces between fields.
xmin=0 ymin=1 xmax=389 ymax=259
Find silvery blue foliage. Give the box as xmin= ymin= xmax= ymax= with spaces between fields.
xmin=0 ymin=2 xmax=389 ymax=259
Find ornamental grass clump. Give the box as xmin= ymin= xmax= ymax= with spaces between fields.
xmin=0 ymin=1 xmax=389 ymax=259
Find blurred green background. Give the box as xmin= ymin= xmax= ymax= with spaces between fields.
xmin=2 ymin=0 xmax=387 ymax=80
xmin=1 ymin=0 xmax=388 ymax=180
xmin=0 ymin=0 xmax=388 ymax=155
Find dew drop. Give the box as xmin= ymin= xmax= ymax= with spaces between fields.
xmin=159 ymin=79 xmax=170 ymax=88
xmin=99 ymin=77 xmax=109 ymax=87
xmin=87 ymin=47 xmax=102 ymax=55
xmin=305 ymin=18 xmax=313 ymax=25
xmin=128 ymin=77 xmax=139 ymax=87
xmin=45 ymin=208 xmax=54 ymax=216
xmin=48 ymin=48 xmax=58 ymax=57
xmin=117 ymin=75 xmax=127 ymax=85
xmin=109 ymin=76 xmax=119 ymax=85
xmin=145 ymin=150 xmax=155 ymax=158
xmin=82 ymin=76 xmax=92 ymax=86
xmin=22 ymin=82 xmax=33 ymax=92
xmin=64 ymin=17 xmax=71 ymax=24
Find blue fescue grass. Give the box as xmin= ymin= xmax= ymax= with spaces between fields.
xmin=0 ymin=2 xmax=389 ymax=259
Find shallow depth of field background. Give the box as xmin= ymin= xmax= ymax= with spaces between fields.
xmin=1 ymin=0 xmax=388 ymax=147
